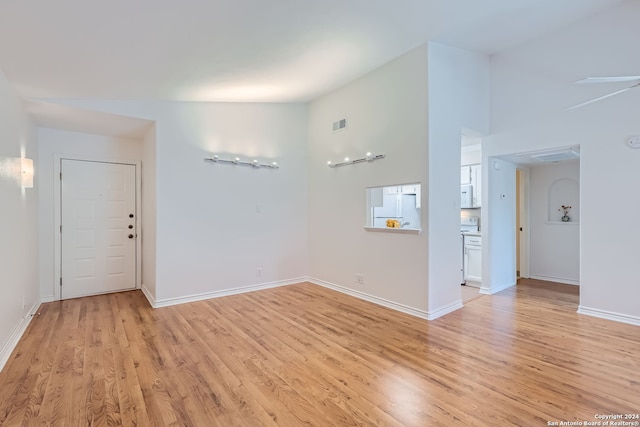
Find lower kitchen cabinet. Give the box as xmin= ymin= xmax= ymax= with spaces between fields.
xmin=463 ymin=235 xmax=482 ymax=286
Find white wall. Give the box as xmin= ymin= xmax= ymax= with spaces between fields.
xmin=307 ymin=42 xmax=490 ymax=319
xmin=486 ymin=0 xmax=640 ymax=324
xmin=528 ymin=160 xmax=580 ymax=284
xmin=37 ymin=128 xmax=144 ymax=300
xmin=154 ymin=102 xmax=309 ymax=302
xmin=51 ymin=100 xmax=310 ymax=304
xmin=308 ymin=45 xmax=431 ymax=316
xmin=483 ymin=158 xmax=517 ymax=294
xmin=0 ymin=70 xmax=39 ymax=370
xmin=461 ymin=144 xmax=482 ymax=166
xmin=426 ymin=43 xmax=490 ymax=313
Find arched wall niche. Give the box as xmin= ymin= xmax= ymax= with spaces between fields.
xmin=548 ymin=178 xmax=579 ymax=222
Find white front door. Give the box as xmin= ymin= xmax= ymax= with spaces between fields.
xmin=61 ymin=159 xmax=137 ymax=299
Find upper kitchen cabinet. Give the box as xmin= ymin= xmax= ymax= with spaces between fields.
xmin=470 ymin=164 xmax=481 ymax=207
xmin=384 ymin=184 xmax=421 ymax=208
xmin=461 ymin=164 xmax=481 ymax=208
xmin=461 ymin=166 xmax=472 ymax=185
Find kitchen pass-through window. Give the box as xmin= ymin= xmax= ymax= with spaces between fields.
xmin=365 ymin=183 xmax=421 ymax=232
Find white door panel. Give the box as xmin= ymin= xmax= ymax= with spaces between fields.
xmin=61 ymin=160 xmax=137 ymax=299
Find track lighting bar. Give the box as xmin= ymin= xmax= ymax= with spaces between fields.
xmin=205 ymin=155 xmax=279 ymax=169
xmin=327 ymin=152 xmax=385 ymax=168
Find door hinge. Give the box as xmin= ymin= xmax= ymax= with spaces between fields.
xmin=60 ymin=225 xmax=62 ymax=233
xmin=60 ymin=277 xmax=62 ymax=287
xmin=60 ymin=171 xmax=62 ymax=180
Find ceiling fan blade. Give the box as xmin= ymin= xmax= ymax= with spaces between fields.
xmin=575 ymin=76 xmax=640 ymax=84
xmin=568 ymin=87 xmax=632 ymax=110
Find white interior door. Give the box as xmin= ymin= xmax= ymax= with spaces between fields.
xmin=61 ymin=159 xmax=137 ymax=299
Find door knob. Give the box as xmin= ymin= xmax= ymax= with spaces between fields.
xmin=128 ymin=234 xmax=134 ymax=239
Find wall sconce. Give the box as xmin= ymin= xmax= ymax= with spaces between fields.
xmin=327 ymin=152 xmax=385 ymax=168
xmin=21 ymin=158 xmax=34 ymax=188
xmin=205 ymin=154 xmax=279 ymax=169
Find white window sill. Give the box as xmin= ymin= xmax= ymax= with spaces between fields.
xmin=364 ymin=227 xmax=421 ymax=234
xmin=545 ymin=221 xmax=580 ymax=225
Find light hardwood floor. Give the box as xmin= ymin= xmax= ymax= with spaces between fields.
xmin=0 ymin=279 xmax=638 ymax=426
xmin=460 ymin=284 xmax=482 ymax=303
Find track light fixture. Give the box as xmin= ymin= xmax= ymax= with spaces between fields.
xmin=205 ymin=154 xmax=279 ymax=169
xmin=327 ymin=152 xmax=385 ymax=168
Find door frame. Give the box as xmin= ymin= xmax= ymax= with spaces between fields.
xmin=517 ymin=167 xmax=531 ymax=279
xmin=53 ymin=154 xmax=142 ymax=300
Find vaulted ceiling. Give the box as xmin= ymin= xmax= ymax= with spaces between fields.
xmin=0 ymin=0 xmax=624 ymax=103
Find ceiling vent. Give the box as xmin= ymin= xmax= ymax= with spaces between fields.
xmin=332 ymin=118 xmax=347 ymax=132
xmin=530 ymin=148 xmax=580 ymax=162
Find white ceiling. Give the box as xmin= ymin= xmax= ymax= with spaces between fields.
xmin=23 ymin=100 xmax=153 ymax=139
xmin=0 ymin=0 xmax=624 ymax=104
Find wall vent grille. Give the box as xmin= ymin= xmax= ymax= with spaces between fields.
xmin=530 ymin=149 xmax=579 ymax=162
xmin=332 ymin=118 xmax=347 ymax=132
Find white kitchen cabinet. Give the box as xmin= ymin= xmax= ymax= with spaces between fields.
xmin=461 ymin=166 xmax=471 ymax=185
xmin=470 ymin=164 xmax=481 ymax=207
xmin=463 ymin=235 xmax=482 ymax=286
xmin=384 ymin=186 xmax=402 ymax=195
xmin=386 ymin=184 xmax=419 ymax=195
xmin=401 ymin=184 xmax=420 ymax=208
xmin=384 ymin=184 xmax=421 ymax=208
xmin=401 ymin=184 xmax=418 ymax=194
xmin=461 ymin=164 xmax=481 ymax=208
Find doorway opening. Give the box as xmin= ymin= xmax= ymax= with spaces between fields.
xmin=460 ymin=131 xmax=483 ymax=304
xmin=493 ymin=146 xmax=580 ymax=299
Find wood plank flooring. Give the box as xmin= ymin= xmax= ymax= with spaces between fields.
xmin=0 ymin=279 xmax=639 ymax=426
xmin=460 ymin=284 xmax=482 ymax=303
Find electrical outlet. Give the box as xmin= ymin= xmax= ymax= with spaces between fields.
xmin=256 ymin=267 xmax=262 ymax=277
xmin=355 ymin=274 xmax=364 ymax=284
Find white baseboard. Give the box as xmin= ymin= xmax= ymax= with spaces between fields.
xmin=0 ymin=301 xmax=41 ymax=372
xmin=142 ymin=278 xmax=306 ymax=309
xmin=40 ymin=295 xmax=54 ymax=303
xmin=140 ymin=283 xmax=156 ymax=307
xmin=529 ymin=275 xmax=580 ymax=286
xmin=577 ymin=306 xmax=640 ymax=327
xmin=480 ymin=280 xmax=515 ymax=295
xmin=143 ymin=277 xmax=463 ymax=321
xmin=428 ymin=299 xmax=464 ymax=320
xmin=308 ymin=277 xmax=432 ymax=320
